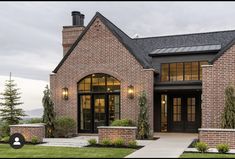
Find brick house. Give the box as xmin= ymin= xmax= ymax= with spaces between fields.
xmin=50 ymin=11 xmax=235 ymax=134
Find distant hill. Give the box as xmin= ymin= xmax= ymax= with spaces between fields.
xmin=25 ymin=108 xmax=43 ymax=118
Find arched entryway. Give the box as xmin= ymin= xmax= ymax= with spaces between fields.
xmin=77 ymin=73 xmax=121 ymax=133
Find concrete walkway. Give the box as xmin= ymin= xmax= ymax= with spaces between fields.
xmin=126 ymin=133 xmax=197 ymax=158
xmin=38 ymin=136 xmax=98 ymax=147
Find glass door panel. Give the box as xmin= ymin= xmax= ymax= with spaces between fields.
xmin=161 ymin=95 xmax=167 ymax=132
xmin=109 ymin=95 xmax=120 ymax=125
xmin=80 ymin=95 xmax=91 ymax=131
xmin=94 ymin=95 xmax=106 ymax=130
xmin=187 ymin=97 xmax=196 ymax=122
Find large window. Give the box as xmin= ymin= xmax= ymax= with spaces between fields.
xmin=78 ymin=73 xmax=121 ymax=133
xmin=161 ymin=61 xmax=208 ymax=81
xmin=78 ymin=74 xmax=120 ymax=93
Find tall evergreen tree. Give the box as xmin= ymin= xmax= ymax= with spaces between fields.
xmin=42 ymin=85 xmax=55 ymax=138
xmin=137 ymin=91 xmax=151 ymax=139
xmin=0 ymin=73 xmax=26 ymax=125
xmin=221 ymin=84 xmax=235 ymax=128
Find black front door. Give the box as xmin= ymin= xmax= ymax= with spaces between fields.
xmin=78 ymin=93 xmax=120 ymax=133
xmin=168 ymin=94 xmax=201 ymax=132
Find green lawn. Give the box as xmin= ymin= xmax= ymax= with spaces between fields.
xmin=180 ymin=152 xmax=235 ymax=158
xmin=0 ymin=144 xmax=135 ymax=158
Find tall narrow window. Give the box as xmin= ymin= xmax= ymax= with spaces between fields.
xmin=173 ymin=98 xmax=181 ymax=122
xmin=177 ymin=63 xmax=183 ymax=81
xmin=184 ymin=62 xmax=192 ymax=80
xmin=191 ymin=62 xmax=199 ymax=80
xmin=187 ymin=98 xmax=196 ymax=122
xmin=161 ymin=64 xmax=169 ymax=81
xmin=170 ymin=63 xmax=177 ymax=81
xmin=161 ymin=95 xmax=167 ymax=132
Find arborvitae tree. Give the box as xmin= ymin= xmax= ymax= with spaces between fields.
xmin=0 ymin=73 xmax=26 ymax=125
xmin=137 ymin=91 xmax=151 ymax=139
xmin=221 ymin=84 xmax=235 ymax=128
xmin=42 ymin=85 xmax=55 ymax=138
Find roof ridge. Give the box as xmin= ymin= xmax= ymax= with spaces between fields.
xmin=96 ymin=12 xmax=132 ymax=40
xmin=53 ymin=11 xmax=152 ymax=73
xmin=133 ymin=29 xmax=235 ymax=40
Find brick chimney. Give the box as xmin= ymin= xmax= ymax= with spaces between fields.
xmin=62 ymin=11 xmax=85 ymax=56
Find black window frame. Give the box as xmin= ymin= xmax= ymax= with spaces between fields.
xmin=160 ymin=61 xmax=208 ymax=82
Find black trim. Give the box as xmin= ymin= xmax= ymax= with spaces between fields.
xmin=77 ymin=73 xmax=121 ymax=133
xmin=155 ymin=91 xmax=201 ymax=133
xmin=159 ymin=61 xmax=207 ymax=83
xmin=149 ymin=50 xmax=218 ymax=57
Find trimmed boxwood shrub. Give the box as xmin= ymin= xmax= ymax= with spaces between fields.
xmin=88 ymin=138 xmax=97 ymax=146
xmin=111 ymin=119 xmax=135 ymax=127
xmin=195 ymin=142 xmax=209 ymax=153
xmin=54 ymin=117 xmax=76 ymax=138
xmin=216 ymin=143 xmax=230 ymax=154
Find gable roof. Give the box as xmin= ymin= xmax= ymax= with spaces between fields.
xmin=53 ymin=12 xmax=152 ymax=73
xmin=134 ymin=29 xmax=235 ymax=59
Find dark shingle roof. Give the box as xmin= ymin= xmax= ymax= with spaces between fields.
xmin=133 ymin=30 xmax=235 ymax=59
xmin=53 ymin=12 xmax=235 ymax=73
xmin=53 ymin=12 xmax=152 ymax=73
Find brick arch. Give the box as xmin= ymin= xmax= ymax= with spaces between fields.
xmin=75 ymin=69 xmax=124 ymax=83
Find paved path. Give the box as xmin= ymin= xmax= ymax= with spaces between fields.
xmin=38 ymin=136 xmax=98 ymax=147
xmin=126 ymin=133 xmax=197 ymax=158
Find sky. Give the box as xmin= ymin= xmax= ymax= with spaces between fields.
xmin=1 ymin=1 xmax=235 ymax=111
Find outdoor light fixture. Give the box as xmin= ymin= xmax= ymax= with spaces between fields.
xmin=62 ymin=87 xmax=68 ymax=100
xmin=127 ymin=85 xmax=134 ymax=99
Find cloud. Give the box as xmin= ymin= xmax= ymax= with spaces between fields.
xmin=0 ymin=75 xmax=48 ymax=111
xmin=1 ymin=2 xmax=235 ymax=110
xmin=1 ymin=2 xmax=235 ymax=81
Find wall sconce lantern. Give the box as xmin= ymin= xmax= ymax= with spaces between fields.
xmin=127 ymin=85 xmax=134 ymax=99
xmin=62 ymin=87 xmax=68 ymax=100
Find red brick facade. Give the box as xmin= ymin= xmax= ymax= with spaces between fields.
xmin=202 ymin=44 xmax=235 ymax=128
xmin=98 ymin=126 xmax=137 ymax=145
xmin=50 ymin=17 xmax=154 ymax=133
xmin=199 ymin=128 xmax=235 ymax=148
xmin=10 ymin=124 xmax=45 ymax=143
xmin=62 ymin=26 xmax=85 ymax=56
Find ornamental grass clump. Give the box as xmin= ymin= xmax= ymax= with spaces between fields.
xmin=100 ymin=139 xmax=112 ymax=146
xmin=216 ymin=143 xmax=230 ymax=154
xmin=195 ymin=142 xmax=209 ymax=153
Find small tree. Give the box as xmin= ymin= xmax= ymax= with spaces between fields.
xmin=0 ymin=73 xmax=26 ymax=125
xmin=221 ymin=84 xmax=235 ymax=128
xmin=137 ymin=91 xmax=150 ymax=139
xmin=42 ymin=85 xmax=55 ymax=138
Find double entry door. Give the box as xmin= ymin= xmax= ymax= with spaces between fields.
xmin=78 ymin=93 xmax=120 ymax=133
xmin=168 ymin=94 xmax=201 ymax=132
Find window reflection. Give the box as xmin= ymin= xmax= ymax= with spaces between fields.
xmin=78 ymin=74 xmax=120 ymax=93
xmin=161 ymin=64 xmax=169 ymax=81
xmin=161 ymin=61 xmax=208 ymax=82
